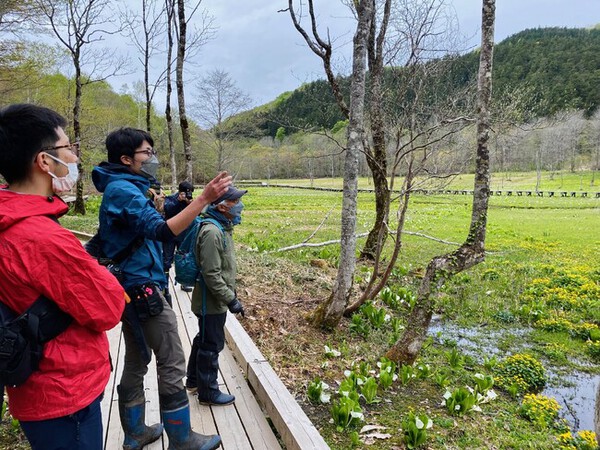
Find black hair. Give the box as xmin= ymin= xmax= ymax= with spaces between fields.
xmin=0 ymin=103 xmax=67 ymax=184
xmin=105 ymin=127 xmax=154 ymax=164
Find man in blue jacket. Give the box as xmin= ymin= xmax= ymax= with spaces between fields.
xmin=92 ymin=127 xmax=230 ymax=450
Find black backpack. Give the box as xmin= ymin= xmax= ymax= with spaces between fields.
xmin=0 ymin=296 xmax=72 ymax=387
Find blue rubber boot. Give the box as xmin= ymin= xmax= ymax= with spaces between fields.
xmin=161 ymin=390 xmax=221 ymax=450
xmin=118 ymin=386 xmax=163 ymax=450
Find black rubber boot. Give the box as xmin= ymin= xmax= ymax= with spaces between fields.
xmin=196 ymin=349 xmax=235 ymax=406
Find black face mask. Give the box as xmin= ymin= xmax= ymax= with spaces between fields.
xmin=140 ymin=155 xmax=159 ymax=179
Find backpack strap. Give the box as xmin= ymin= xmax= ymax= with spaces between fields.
xmin=26 ymin=296 xmax=73 ymax=343
xmin=112 ymin=235 xmax=145 ymax=264
xmin=1 ymin=296 xmax=72 ymax=343
xmin=85 ymin=230 xmax=145 ymax=266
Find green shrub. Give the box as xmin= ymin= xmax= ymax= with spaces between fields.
xmin=570 ymin=322 xmax=600 ymax=341
xmin=494 ymin=353 xmax=547 ymax=395
xmin=519 ymin=394 xmax=560 ymax=429
xmin=586 ymin=340 xmax=600 ymax=360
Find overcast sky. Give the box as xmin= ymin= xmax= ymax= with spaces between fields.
xmin=110 ymin=0 xmax=600 ymax=111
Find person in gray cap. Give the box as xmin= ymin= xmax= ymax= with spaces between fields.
xmin=186 ymin=186 xmax=247 ymax=405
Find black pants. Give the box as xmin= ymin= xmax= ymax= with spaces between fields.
xmin=186 ymin=312 xmax=227 ymax=392
xmin=162 ymin=233 xmax=184 ymax=272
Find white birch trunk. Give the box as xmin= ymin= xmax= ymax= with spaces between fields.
xmin=312 ymin=0 xmax=374 ymax=329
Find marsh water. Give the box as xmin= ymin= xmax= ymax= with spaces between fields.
xmin=428 ymin=319 xmax=598 ymax=431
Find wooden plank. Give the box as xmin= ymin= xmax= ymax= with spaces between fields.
xmin=170 ymin=285 xmax=220 ymax=438
xmin=247 ymin=361 xmax=328 ymax=450
xmin=171 ymin=280 xmax=272 ymax=449
xmin=224 ymin=314 xmax=268 ymax=376
xmin=218 ymin=344 xmax=282 ymax=450
xmin=225 ymin=316 xmax=329 ymax=450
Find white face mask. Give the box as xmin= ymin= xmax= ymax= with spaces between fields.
xmin=45 ymin=153 xmax=79 ymax=193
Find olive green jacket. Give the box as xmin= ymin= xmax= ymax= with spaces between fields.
xmin=191 ymin=220 xmax=236 ymax=315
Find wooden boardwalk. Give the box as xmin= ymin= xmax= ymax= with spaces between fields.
xmin=102 ymin=276 xmax=284 ymax=450
xmin=69 ymin=230 xmax=327 ymax=450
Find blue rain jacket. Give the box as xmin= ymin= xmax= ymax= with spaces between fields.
xmin=92 ymin=163 xmax=168 ymax=290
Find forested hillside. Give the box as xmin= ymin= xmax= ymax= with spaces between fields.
xmin=231 ymin=27 xmax=600 ymax=138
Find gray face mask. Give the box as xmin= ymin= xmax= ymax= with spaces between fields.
xmin=140 ymin=155 xmax=159 ymax=179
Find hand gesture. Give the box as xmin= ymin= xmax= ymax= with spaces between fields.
xmin=200 ymin=172 xmax=232 ymax=204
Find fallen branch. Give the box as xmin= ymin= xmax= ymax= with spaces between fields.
xmin=269 ymin=230 xmax=460 ymax=253
xmin=301 ymin=205 xmax=336 ymax=244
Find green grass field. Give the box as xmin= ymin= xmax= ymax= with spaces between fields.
xmin=257 ymin=169 xmax=600 ymax=192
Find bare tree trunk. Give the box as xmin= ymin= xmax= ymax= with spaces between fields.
xmin=386 ymin=0 xmax=495 ymax=364
xmin=216 ymin=135 xmax=224 ymax=172
xmin=176 ymin=0 xmax=192 ymax=181
xmin=360 ymin=0 xmax=391 ymax=260
xmin=311 ymin=0 xmax=374 ymax=330
xmin=165 ymin=0 xmax=176 ymax=188
xmin=142 ymin=0 xmax=152 ymax=132
xmin=535 ymin=147 xmax=542 ymax=192
xmin=72 ymin=54 xmax=86 ymax=214
xmin=346 ymin=152 xmax=418 ymax=314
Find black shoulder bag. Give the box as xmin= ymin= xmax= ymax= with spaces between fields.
xmin=0 ymin=296 xmax=72 ymax=387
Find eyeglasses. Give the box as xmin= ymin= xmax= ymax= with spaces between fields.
xmin=134 ymin=149 xmax=157 ymax=157
xmin=41 ymin=141 xmax=80 ymax=156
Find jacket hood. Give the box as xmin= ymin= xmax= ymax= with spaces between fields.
xmin=92 ymin=162 xmax=150 ymax=193
xmin=0 ymin=187 xmax=68 ymax=232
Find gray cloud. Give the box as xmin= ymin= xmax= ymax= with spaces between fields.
xmin=110 ymin=0 xmax=600 ymax=112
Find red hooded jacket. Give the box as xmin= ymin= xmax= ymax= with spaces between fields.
xmin=0 ymin=188 xmax=125 ymax=421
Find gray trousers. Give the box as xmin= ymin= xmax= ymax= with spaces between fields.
xmin=119 ymin=297 xmax=185 ymax=403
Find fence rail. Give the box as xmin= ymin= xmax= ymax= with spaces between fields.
xmin=235 ymin=181 xmax=600 ymax=198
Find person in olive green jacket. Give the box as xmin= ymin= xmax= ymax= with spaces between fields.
xmin=186 ymin=186 xmax=247 ymax=405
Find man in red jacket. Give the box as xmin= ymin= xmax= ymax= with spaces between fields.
xmin=0 ymin=104 xmax=126 ymax=450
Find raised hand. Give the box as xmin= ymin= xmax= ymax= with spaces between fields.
xmin=200 ymin=172 xmax=232 ymax=204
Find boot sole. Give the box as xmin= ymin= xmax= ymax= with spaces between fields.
xmin=123 ymin=425 xmax=164 ymax=450
xmin=197 ymin=399 xmax=235 ymax=406
xmin=123 ymin=429 xmax=163 ymax=450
